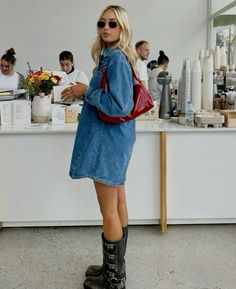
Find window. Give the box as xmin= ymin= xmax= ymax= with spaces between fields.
xmin=208 ymin=0 xmax=236 ymax=65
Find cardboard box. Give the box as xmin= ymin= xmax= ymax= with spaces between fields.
xmin=137 ymin=103 xmax=159 ymax=121
xmin=219 ymin=110 xmax=236 ymax=127
xmin=65 ymin=110 xmax=78 ymax=123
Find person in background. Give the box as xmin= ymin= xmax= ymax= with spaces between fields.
xmin=135 ymin=40 xmax=150 ymax=89
xmin=0 ymin=48 xmax=24 ymax=91
xmin=59 ymin=50 xmax=89 ymax=85
xmin=65 ymin=5 xmax=137 ymax=289
xmin=148 ymin=50 xmax=169 ymax=101
xmin=147 ymin=59 xmax=158 ymax=72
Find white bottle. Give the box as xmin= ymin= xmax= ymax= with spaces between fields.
xmin=186 ymin=100 xmax=194 ymax=127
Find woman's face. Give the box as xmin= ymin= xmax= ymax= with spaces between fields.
xmin=163 ymin=63 xmax=169 ymax=71
xmin=0 ymin=59 xmax=14 ymax=75
xmin=60 ymin=59 xmax=73 ymax=74
xmin=98 ymin=9 xmax=121 ymax=47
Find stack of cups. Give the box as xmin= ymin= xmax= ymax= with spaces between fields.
xmin=191 ymin=60 xmax=202 ymax=111
xmin=202 ymin=56 xmax=213 ymax=110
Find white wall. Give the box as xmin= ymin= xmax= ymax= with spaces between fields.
xmin=0 ymin=0 xmax=208 ymax=80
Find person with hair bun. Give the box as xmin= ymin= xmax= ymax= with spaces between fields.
xmin=148 ymin=50 xmax=169 ymax=101
xmin=0 ymin=48 xmax=24 ymax=91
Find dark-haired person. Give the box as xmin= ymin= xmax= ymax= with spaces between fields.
xmin=147 ymin=59 xmax=158 ymax=72
xmin=59 ymin=50 xmax=89 ymax=85
xmin=0 ymin=48 xmax=24 ymax=91
xmin=135 ymin=40 xmax=150 ymax=89
xmin=148 ymin=50 xmax=169 ymax=101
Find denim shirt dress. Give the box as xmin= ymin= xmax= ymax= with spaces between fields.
xmin=69 ymin=48 xmax=136 ymax=186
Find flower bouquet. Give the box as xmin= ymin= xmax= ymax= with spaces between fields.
xmin=24 ymin=70 xmax=61 ymax=98
xmin=23 ymin=69 xmax=61 ymax=123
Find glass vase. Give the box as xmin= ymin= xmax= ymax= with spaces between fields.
xmin=32 ymin=94 xmax=52 ymax=123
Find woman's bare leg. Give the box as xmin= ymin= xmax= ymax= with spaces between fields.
xmin=94 ymin=181 xmax=122 ymax=241
xmin=117 ymin=186 xmax=128 ymax=227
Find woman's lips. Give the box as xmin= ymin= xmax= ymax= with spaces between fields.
xmin=102 ymin=33 xmax=111 ymax=37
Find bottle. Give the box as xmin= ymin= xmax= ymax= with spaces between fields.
xmin=186 ymin=100 xmax=194 ymax=127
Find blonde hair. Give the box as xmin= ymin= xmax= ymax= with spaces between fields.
xmin=91 ymin=5 xmax=137 ymax=67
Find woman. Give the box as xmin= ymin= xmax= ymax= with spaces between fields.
xmin=0 ymin=48 xmax=24 ymax=90
xmin=148 ymin=50 xmax=169 ymax=101
xmin=66 ymin=5 xmax=137 ymax=289
xmin=59 ymin=50 xmax=89 ymax=85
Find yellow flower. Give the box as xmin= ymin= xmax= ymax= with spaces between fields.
xmin=39 ymin=73 xmax=50 ymax=81
xmin=51 ymin=77 xmax=57 ymax=84
xmin=43 ymin=71 xmax=51 ymax=78
xmin=28 ymin=78 xmax=35 ymax=85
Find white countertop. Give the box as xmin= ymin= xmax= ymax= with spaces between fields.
xmin=0 ymin=123 xmax=77 ymax=134
xmin=136 ymin=119 xmax=236 ymax=132
xmin=1 ymin=120 xmax=236 ymax=134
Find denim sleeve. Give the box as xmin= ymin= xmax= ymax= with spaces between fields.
xmin=85 ymin=53 xmax=133 ymax=117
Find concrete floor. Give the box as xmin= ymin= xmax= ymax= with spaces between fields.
xmin=0 ymin=225 xmax=235 ymax=289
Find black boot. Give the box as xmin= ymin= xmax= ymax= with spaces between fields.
xmin=85 ymin=226 xmax=128 ymax=277
xmin=84 ymin=233 xmax=126 ymax=289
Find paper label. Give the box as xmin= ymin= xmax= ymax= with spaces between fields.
xmin=0 ymin=101 xmax=14 ymax=125
xmin=52 ymin=105 xmax=65 ymax=125
xmin=13 ymin=100 xmax=31 ymax=125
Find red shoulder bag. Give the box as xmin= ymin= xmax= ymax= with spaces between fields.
xmin=97 ymin=65 xmax=154 ymax=123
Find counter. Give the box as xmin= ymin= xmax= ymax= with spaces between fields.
xmin=1 ymin=120 xmax=236 ymax=231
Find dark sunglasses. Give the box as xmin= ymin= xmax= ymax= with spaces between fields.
xmin=97 ymin=20 xmax=118 ymax=29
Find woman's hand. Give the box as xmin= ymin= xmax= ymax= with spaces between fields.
xmin=61 ymin=82 xmax=88 ymax=101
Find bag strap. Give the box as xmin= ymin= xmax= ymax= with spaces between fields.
xmin=100 ymin=57 xmax=140 ymax=89
xmin=100 ymin=66 xmax=107 ymax=89
xmin=130 ymin=65 xmax=139 ymax=81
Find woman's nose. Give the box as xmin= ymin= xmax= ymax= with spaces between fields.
xmin=104 ymin=22 xmax=110 ymax=29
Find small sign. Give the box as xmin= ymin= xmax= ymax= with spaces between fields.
xmin=13 ymin=100 xmax=31 ymax=125
xmin=0 ymin=101 xmax=14 ymax=125
xmin=51 ymin=104 xmax=65 ymax=125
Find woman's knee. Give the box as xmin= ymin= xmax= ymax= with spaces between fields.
xmin=100 ymin=206 xmax=118 ymax=220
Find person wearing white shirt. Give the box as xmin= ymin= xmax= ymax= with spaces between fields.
xmin=59 ymin=51 xmax=89 ymax=85
xmin=148 ymin=50 xmax=169 ymax=102
xmin=0 ymin=48 xmax=24 ymax=91
xmin=135 ymin=40 xmax=150 ymax=89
